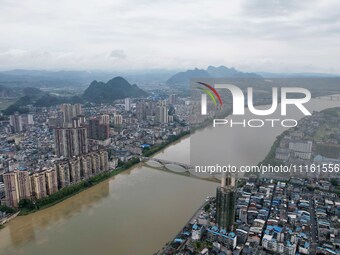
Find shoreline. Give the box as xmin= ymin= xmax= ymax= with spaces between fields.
xmin=1 ymin=99 xmax=300 ymax=218
xmin=5 ymin=97 xmax=335 ymax=219
xmin=4 ymin=131 xmax=191 ymax=219
xmin=0 ymin=211 xmax=20 ymax=226
xmin=155 ymin=200 xmax=210 ymax=255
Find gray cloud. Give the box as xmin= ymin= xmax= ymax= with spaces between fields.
xmin=241 ymin=0 xmax=310 ymax=17
xmin=109 ymin=49 xmax=126 ymax=59
xmin=0 ymin=0 xmax=339 ymax=73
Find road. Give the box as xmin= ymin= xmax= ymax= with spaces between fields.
xmin=308 ymin=190 xmax=318 ymax=254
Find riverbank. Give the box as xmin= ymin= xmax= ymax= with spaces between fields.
xmin=258 ymin=130 xmax=289 ymax=167
xmin=0 ymin=134 xmax=219 ymax=255
xmin=5 ymin=99 xmax=298 ymax=217
xmin=18 ymin=159 xmax=139 ymax=216
xmin=155 ymin=199 xmax=212 ymax=255
xmin=259 ymin=106 xmax=340 ymax=167
xmin=0 ymin=211 xmax=20 ymax=226
xmin=0 ymin=102 xmax=262 ymax=217
xmin=143 ymin=130 xmax=190 ymax=157
xmin=15 ymin=131 xmax=191 ymax=217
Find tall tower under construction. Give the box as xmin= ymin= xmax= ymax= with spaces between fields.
xmin=215 ymin=173 xmax=236 ymax=231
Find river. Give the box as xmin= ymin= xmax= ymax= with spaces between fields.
xmin=0 ymin=97 xmax=339 ymax=255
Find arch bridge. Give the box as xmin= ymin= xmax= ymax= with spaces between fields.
xmin=139 ymin=157 xmax=244 ymax=182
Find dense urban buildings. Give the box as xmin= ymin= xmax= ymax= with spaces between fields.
xmin=0 ymin=95 xmax=191 ymax=211
xmin=272 ymin=108 xmax=340 ymax=180
xmin=9 ymin=113 xmax=34 ymax=133
xmin=159 ymin=176 xmax=340 ymax=255
xmin=158 ymin=107 xmax=340 ymax=255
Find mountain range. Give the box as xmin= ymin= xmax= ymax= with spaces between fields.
xmin=2 ymin=76 xmax=147 ymax=114
xmin=0 ymin=85 xmax=20 ymax=97
xmin=0 ymin=69 xmax=173 ymax=89
xmin=82 ymin=76 xmax=147 ymax=103
xmin=166 ymin=65 xmax=262 ymax=87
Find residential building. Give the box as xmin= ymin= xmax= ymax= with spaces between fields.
xmin=30 ymin=172 xmax=47 ymax=199
xmin=169 ymin=94 xmax=178 ymax=105
xmin=54 ymin=127 xmax=88 ymax=158
xmin=114 ymin=114 xmax=123 ymax=126
xmin=3 ymin=171 xmax=20 ymax=208
xmin=87 ymin=117 xmax=109 ymax=141
xmin=125 ymin=98 xmax=131 ymax=111
xmin=44 ymin=168 xmax=58 ymax=195
xmin=56 ymin=161 xmax=71 ymax=188
xmin=157 ymin=101 xmax=168 ymax=123
xmin=216 ymin=174 xmax=236 ymax=231
xmin=16 ymin=170 xmax=31 ymax=200
xmin=60 ymin=104 xmax=82 ymax=124
xmin=69 ymin=158 xmax=81 ymax=183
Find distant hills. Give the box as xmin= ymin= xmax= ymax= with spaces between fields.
xmin=1 ymin=68 xmax=339 ymax=90
xmin=0 ymin=70 xmax=120 ymax=89
xmin=2 ymin=76 xmax=147 ymax=114
xmin=258 ymin=72 xmax=340 ymax=78
xmin=2 ymin=67 xmax=340 ymax=115
xmin=0 ymin=85 xmax=20 ymax=97
xmin=3 ymin=87 xmax=84 ymax=115
xmin=206 ymin=66 xmax=261 ymax=78
xmin=0 ymin=69 xmax=173 ymax=89
xmin=82 ymin=76 xmax=147 ymax=103
xmin=166 ymin=65 xmax=261 ymax=87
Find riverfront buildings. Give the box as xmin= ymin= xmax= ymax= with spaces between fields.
xmin=3 ymin=169 xmax=55 ymax=207
xmin=2 ymin=172 xmax=20 ymax=208
xmin=157 ymin=109 xmax=340 ymax=255
xmin=274 ymin=109 xmax=340 ymax=178
xmin=16 ymin=170 xmax=31 ymax=200
xmin=160 ymin=178 xmax=340 ymax=255
xmin=30 ymin=171 xmax=48 ymax=199
xmin=3 ymin=150 xmax=109 ymax=207
xmin=0 ymin=95 xmax=191 ymax=210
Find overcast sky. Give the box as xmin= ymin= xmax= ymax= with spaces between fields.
xmin=0 ymin=0 xmax=340 ymax=73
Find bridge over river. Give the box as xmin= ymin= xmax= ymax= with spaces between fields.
xmin=139 ymin=157 xmax=291 ymax=182
xmin=139 ymin=156 xmax=219 ymax=181
xmin=139 ymin=157 xmax=247 ymax=182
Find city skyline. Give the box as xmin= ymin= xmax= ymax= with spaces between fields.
xmin=1 ymin=1 xmax=340 ymax=254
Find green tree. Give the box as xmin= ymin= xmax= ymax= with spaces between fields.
xmin=19 ymin=199 xmax=36 ymax=210
xmin=0 ymin=205 xmax=16 ymax=214
xmin=331 ymin=179 xmax=339 ymax=186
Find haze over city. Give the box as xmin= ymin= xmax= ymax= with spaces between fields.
xmin=1 ymin=1 xmax=340 ymax=255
